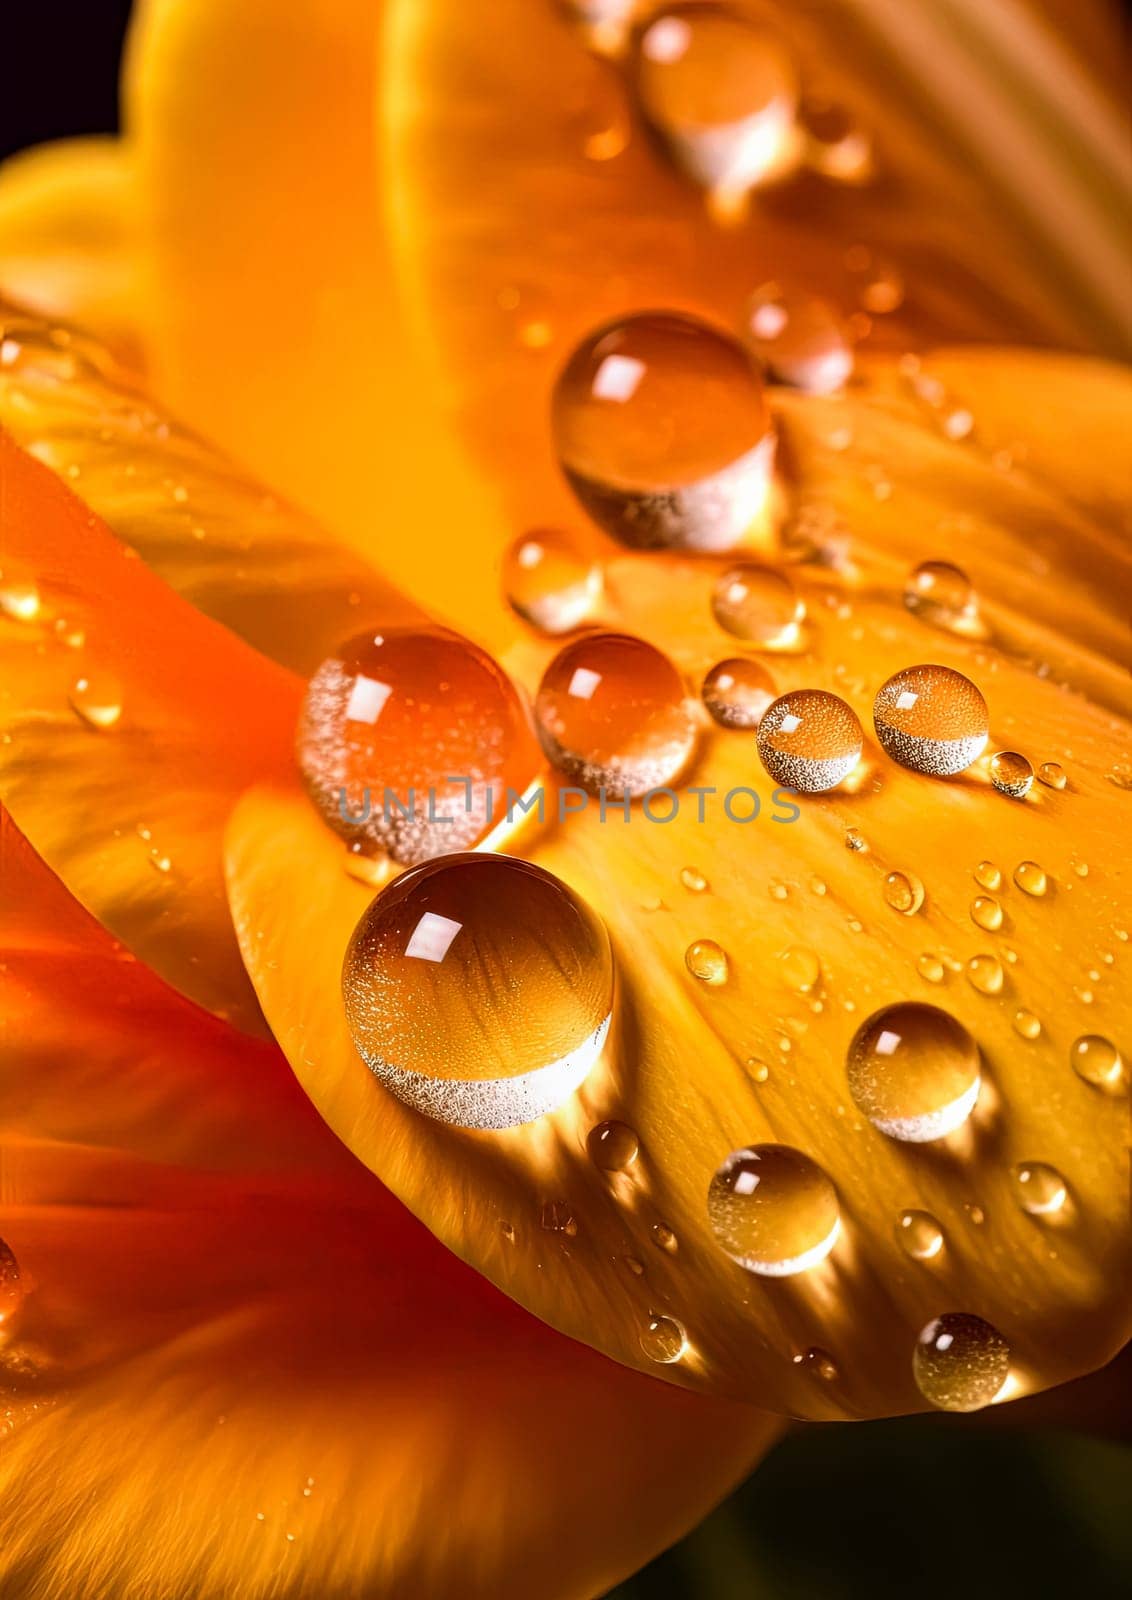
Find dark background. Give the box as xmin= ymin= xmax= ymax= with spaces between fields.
xmin=2 ymin=5 xmax=1130 ymax=1598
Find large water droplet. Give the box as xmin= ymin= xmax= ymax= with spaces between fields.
xmin=535 ymin=631 xmax=696 ymax=796
xmin=757 ymin=690 xmax=863 ymax=793
xmin=903 ymin=561 xmax=978 ymax=633
xmin=503 ymin=529 xmax=602 ymax=635
xmin=701 ymin=657 xmax=776 ymax=729
xmin=641 ymin=1312 xmax=688 ymax=1364
xmin=707 ymin=1145 xmax=840 ymax=1276
xmin=896 ymin=1210 xmax=944 ymax=1260
xmin=342 ymin=853 xmax=612 ymax=1128
xmin=884 ymin=871 xmax=925 ymax=915
xmin=1012 ymin=1162 xmax=1067 ymax=1216
xmin=552 ymin=312 xmax=773 ymax=552
xmin=69 ymin=671 xmax=123 ymax=731
xmin=989 ymin=750 xmax=1034 ymax=799
xmin=1070 ymin=1034 xmax=1124 ymax=1091
xmin=633 ymin=8 xmax=798 ymax=195
xmin=711 ymin=564 xmax=804 ymax=648
xmin=587 ymin=1120 xmax=640 ymax=1172
xmin=913 ymin=1313 xmax=1010 ymax=1412
xmin=847 ymin=1003 xmax=981 ymax=1142
xmin=298 ymin=627 xmax=534 ymax=864
xmin=686 ymin=939 xmax=729 ymax=985
xmin=873 ymin=664 xmax=989 ymax=776
xmin=741 ymin=285 xmax=852 ymax=394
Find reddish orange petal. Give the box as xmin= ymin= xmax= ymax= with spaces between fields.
xmin=0 ymin=815 xmax=776 ymax=1600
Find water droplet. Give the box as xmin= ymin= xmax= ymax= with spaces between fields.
xmin=847 ymin=1003 xmax=980 ymax=1142
xmin=342 ymin=854 xmax=612 ymax=1128
xmin=53 ymin=617 xmax=85 ymax=649
xmin=757 ymin=690 xmax=863 ymax=792
xmin=913 ymin=1313 xmax=1010 ymax=1412
xmin=633 ymin=9 xmax=798 ymax=195
xmin=535 ymin=631 xmax=696 ymax=796
xmin=741 ymin=285 xmax=852 ymax=394
xmin=799 ymin=96 xmax=873 ymax=182
xmin=623 ymin=1254 xmax=645 ymax=1276
xmin=1070 ymin=1034 xmax=1124 ymax=1091
xmin=847 ymin=249 xmax=905 ymax=314
xmin=711 ymin=564 xmax=804 ymax=648
xmin=0 ymin=1238 xmax=22 ymax=1324
xmin=745 ymin=1057 xmax=770 ymax=1083
xmin=989 ymin=751 xmax=1034 ymax=799
xmin=1038 ymin=761 xmax=1066 ymax=790
xmin=917 ymin=953 xmax=945 ymax=985
xmin=1013 ymin=1009 xmax=1041 ymax=1040
xmin=0 ymin=572 xmax=41 ymax=622
xmin=552 ymin=312 xmax=773 ymax=552
xmin=298 ymin=627 xmax=534 ymax=864
xmin=707 ymin=1145 xmax=840 ymax=1275
xmin=701 ymin=657 xmax=776 ymax=729
xmin=903 ymin=561 xmax=978 ymax=633
xmin=967 ymin=954 xmax=1004 ymax=996
xmin=845 ymin=827 xmax=868 ymax=852
xmin=587 ymin=1120 xmax=640 ymax=1172
xmin=873 ymin=664 xmax=989 ymax=776
xmin=884 ymin=871 xmax=925 ymax=915
xmin=796 ymin=1346 xmax=840 ymax=1381
xmin=1106 ymin=764 xmax=1132 ymax=791
xmin=975 ymin=861 xmax=1002 ymax=891
xmin=779 ymin=946 xmax=821 ymax=993
xmin=1013 ymin=860 xmax=1048 ymax=897
xmin=679 ymin=866 xmax=709 ymax=893
xmin=896 ymin=1210 xmax=944 ymax=1260
xmin=541 ymin=1200 xmax=578 ymax=1237
xmin=1012 ymin=1162 xmax=1067 ymax=1215
xmin=970 ymin=895 xmax=1003 ymax=932
xmin=686 ymin=939 xmax=728 ymax=985
xmin=640 ymin=1312 xmax=687 ymax=1364
xmin=503 ymin=529 xmax=602 ymax=635
xmin=651 ymin=1222 xmax=678 ymax=1253
xmin=69 ymin=671 xmax=123 ymax=730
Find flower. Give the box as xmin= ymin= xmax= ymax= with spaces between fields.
xmin=1 ymin=0 xmax=1129 ymax=1596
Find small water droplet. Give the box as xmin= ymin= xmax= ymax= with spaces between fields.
xmin=0 ymin=572 xmax=41 ymax=622
xmin=69 ymin=671 xmax=123 ymax=730
xmin=757 ymin=690 xmax=863 ymax=792
xmin=633 ymin=9 xmax=798 ymax=196
xmin=1069 ymin=1034 xmax=1124 ymax=1091
xmin=917 ymin=953 xmax=945 ymax=985
xmin=970 ymin=895 xmax=1003 ymax=932
xmin=640 ymin=1312 xmax=687 ymax=1364
xmin=741 ymin=284 xmax=852 ymax=394
xmin=503 ymin=529 xmax=602 ymax=635
xmin=990 ymin=751 xmax=1034 ymax=799
xmin=553 ymin=312 xmax=773 ymax=552
xmin=845 ymin=827 xmax=868 ymax=852
xmin=701 ymin=657 xmax=776 ymax=729
xmin=342 ymin=854 xmax=612 ymax=1128
xmin=796 ymin=1346 xmax=840 ymax=1381
xmin=903 ymin=562 xmax=978 ymax=633
xmin=975 ymin=861 xmax=1002 ymax=891
xmin=884 ymin=871 xmax=925 ymax=915
xmin=711 ymin=564 xmax=804 ymax=648
xmin=1013 ymin=860 xmax=1048 ymax=897
xmin=848 ymin=1003 xmax=980 ymax=1141
xmin=679 ymin=866 xmax=709 ymax=893
xmin=799 ymin=96 xmax=873 ymax=183
xmin=1013 ymin=1010 xmax=1041 ymax=1040
xmin=651 ymin=1222 xmax=678 ymax=1253
xmin=686 ymin=939 xmax=728 ymax=985
xmin=587 ymin=1120 xmax=640 ymax=1172
xmin=535 ymin=632 xmax=697 ymax=796
xmin=1038 ymin=762 xmax=1066 ymax=790
xmin=874 ymin=664 xmax=988 ymax=776
xmin=541 ymin=1200 xmax=578 ymax=1237
xmin=967 ymin=954 xmax=1004 ymax=996
xmin=779 ymin=946 xmax=821 ymax=993
xmin=914 ymin=1313 xmax=1010 ymax=1412
xmin=896 ymin=1210 xmax=944 ymax=1260
xmin=1012 ymin=1162 xmax=1067 ymax=1215
xmin=745 ymin=1057 xmax=770 ymax=1083
xmin=707 ymin=1145 xmax=840 ymax=1275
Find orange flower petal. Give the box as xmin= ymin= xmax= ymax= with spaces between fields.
xmin=0 ymin=814 xmax=776 ymax=1600
xmin=0 ymin=428 xmax=299 ymax=1029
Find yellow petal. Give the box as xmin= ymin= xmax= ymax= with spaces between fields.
xmin=0 ymin=815 xmax=776 ymax=1600
xmin=226 ymin=346 xmax=1132 ymax=1417
xmin=0 ymin=138 xmax=141 ymax=366
xmin=0 ymin=427 xmax=299 ymax=1030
